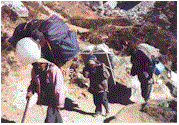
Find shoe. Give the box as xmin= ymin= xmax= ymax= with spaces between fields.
xmin=140 ymin=103 xmax=147 ymax=112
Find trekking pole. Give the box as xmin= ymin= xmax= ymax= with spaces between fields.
xmin=21 ymin=97 xmax=30 ymax=123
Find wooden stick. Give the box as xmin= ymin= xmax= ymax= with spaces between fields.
xmin=21 ymin=97 xmax=30 ymax=123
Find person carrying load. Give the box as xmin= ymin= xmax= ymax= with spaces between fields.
xmin=26 ymin=58 xmax=67 ymax=123
xmin=9 ymin=15 xmax=80 ymax=68
xmin=9 ymin=15 xmax=79 ymax=123
xmin=83 ymin=55 xmax=110 ymax=117
xmin=130 ymin=43 xmax=165 ymax=102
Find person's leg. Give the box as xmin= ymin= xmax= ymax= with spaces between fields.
xmin=102 ymin=92 xmax=109 ymax=114
xmin=93 ymin=92 xmax=102 ymax=115
xmin=141 ymin=78 xmax=153 ymax=101
xmin=55 ymin=107 xmax=63 ymax=123
xmin=44 ymin=106 xmax=56 ymax=123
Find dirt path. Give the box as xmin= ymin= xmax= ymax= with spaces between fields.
xmin=1 ymin=64 xmax=126 ymax=123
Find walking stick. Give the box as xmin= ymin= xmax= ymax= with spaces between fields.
xmin=21 ymin=97 xmax=30 ymax=123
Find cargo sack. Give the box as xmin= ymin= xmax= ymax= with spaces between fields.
xmin=9 ymin=15 xmax=80 ymax=65
xmin=9 ymin=19 xmax=45 ymax=48
xmin=136 ymin=43 xmax=161 ymax=64
xmin=132 ymin=43 xmax=164 ymax=75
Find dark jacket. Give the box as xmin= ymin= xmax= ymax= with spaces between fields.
xmin=130 ymin=50 xmax=153 ymax=85
xmin=83 ymin=64 xmax=110 ymax=92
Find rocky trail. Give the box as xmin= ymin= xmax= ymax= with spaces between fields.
xmin=1 ymin=1 xmax=177 ymax=123
xmin=1 ymin=63 xmax=124 ymax=123
xmin=0 ymin=64 xmax=153 ymax=123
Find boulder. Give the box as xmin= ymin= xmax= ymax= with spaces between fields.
xmin=143 ymin=100 xmax=177 ymax=122
xmin=103 ymin=1 xmax=118 ymax=10
xmin=126 ymin=1 xmax=156 ymax=23
xmin=83 ymin=1 xmax=103 ymax=11
xmin=71 ymin=72 xmax=89 ymax=88
xmin=1 ymin=1 xmax=29 ymax=17
xmin=150 ymin=83 xmax=174 ymax=100
xmin=109 ymin=104 xmax=158 ymax=123
xmin=166 ymin=71 xmax=177 ymax=97
xmin=114 ymin=8 xmax=127 ymax=17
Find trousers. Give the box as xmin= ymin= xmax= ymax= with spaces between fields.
xmin=93 ymin=92 xmax=109 ymax=114
xmin=45 ymin=106 xmax=63 ymax=123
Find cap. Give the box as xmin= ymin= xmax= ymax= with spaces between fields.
xmin=88 ymin=59 xmax=96 ymax=65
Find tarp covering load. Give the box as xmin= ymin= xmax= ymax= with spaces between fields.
xmin=9 ymin=15 xmax=80 ymax=65
xmin=80 ymin=43 xmax=116 ymax=86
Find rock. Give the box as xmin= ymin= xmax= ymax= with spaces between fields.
xmin=171 ymin=61 xmax=177 ymax=72
xmin=111 ymin=9 xmax=120 ymax=15
xmin=150 ymin=83 xmax=174 ymax=100
xmin=103 ymin=1 xmax=118 ymax=10
xmin=1 ymin=62 xmax=11 ymax=77
xmin=166 ymin=81 xmax=177 ymax=98
xmin=165 ymin=71 xmax=177 ymax=97
xmin=110 ymin=104 xmax=158 ymax=123
xmin=143 ymin=100 xmax=177 ymax=122
xmin=116 ymin=9 xmax=127 ymax=17
xmin=1 ymin=1 xmax=29 ymax=17
xmin=71 ymin=70 xmax=89 ymax=88
xmin=105 ymin=10 xmax=112 ymax=16
xmin=37 ymin=1 xmax=42 ymax=5
xmin=83 ymin=1 xmax=103 ymax=11
xmin=126 ymin=1 xmax=156 ymax=23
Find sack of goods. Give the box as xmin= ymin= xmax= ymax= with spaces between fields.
xmin=9 ymin=15 xmax=80 ymax=66
xmin=136 ymin=43 xmax=165 ymax=75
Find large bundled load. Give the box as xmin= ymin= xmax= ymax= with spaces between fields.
xmin=9 ymin=15 xmax=80 ymax=66
xmin=80 ymin=43 xmax=117 ymax=86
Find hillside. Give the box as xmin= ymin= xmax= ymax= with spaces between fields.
xmin=1 ymin=1 xmax=177 ymax=123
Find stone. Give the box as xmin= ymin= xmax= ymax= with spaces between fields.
xmin=144 ymin=100 xmax=177 ymax=122
xmin=150 ymin=83 xmax=174 ymax=100
xmin=1 ymin=1 xmax=29 ymax=17
xmin=83 ymin=1 xmax=103 ymax=11
xmin=105 ymin=10 xmax=112 ymax=16
xmin=103 ymin=1 xmax=118 ymax=10
xmin=126 ymin=1 xmax=156 ymax=21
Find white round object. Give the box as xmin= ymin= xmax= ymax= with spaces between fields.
xmin=16 ymin=37 xmax=41 ymax=65
xmin=13 ymin=92 xmax=38 ymax=110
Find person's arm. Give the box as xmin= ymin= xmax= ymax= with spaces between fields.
xmin=100 ymin=63 xmax=110 ymax=79
xmin=82 ymin=66 xmax=90 ymax=78
xmin=54 ymin=66 xmax=68 ymax=111
xmin=130 ymin=55 xmax=138 ymax=76
xmin=101 ymin=68 xmax=110 ymax=79
xmin=27 ymin=69 xmax=37 ymax=99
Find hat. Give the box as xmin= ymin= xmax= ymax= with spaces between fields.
xmin=89 ymin=55 xmax=97 ymax=59
xmin=35 ymin=58 xmax=51 ymax=64
xmin=88 ymin=59 xmax=96 ymax=65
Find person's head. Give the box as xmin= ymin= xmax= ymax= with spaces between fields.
xmin=88 ymin=59 xmax=97 ymax=68
xmin=89 ymin=55 xmax=97 ymax=60
xmin=32 ymin=58 xmax=50 ymax=71
xmin=32 ymin=62 xmax=47 ymax=71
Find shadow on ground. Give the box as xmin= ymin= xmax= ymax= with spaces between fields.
xmin=104 ymin=116 xmax=116 ymax=123
xmin=108 ymin=82 xmax=134 ymax=105
xmin=1 ymin=118 xmax=16 ymax=123
xmin=63 ymin=98 xmax=94 ymax=116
